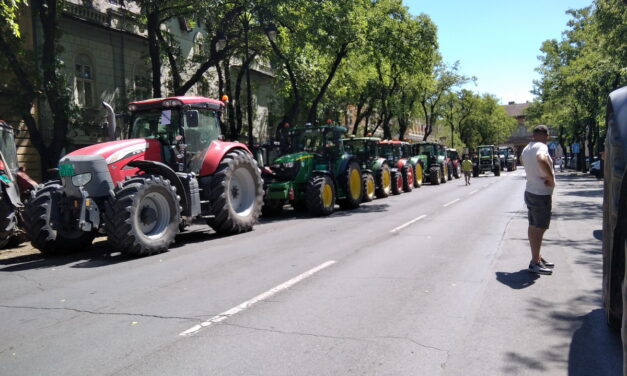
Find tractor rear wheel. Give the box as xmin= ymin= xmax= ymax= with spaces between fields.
xmin=453 ymin=165 xmax=460 ymax=179
xmin=106 ymin=175 xmax=181 ymax=256
xmin=207 ymin=150 xmax=264 ymax=233
xmin=441 ymin=165 xmax=448 ymax=184
xmin=391 ymin=171 xmax=403 ymax=195
xmin=306 ymin=175 xmax=335 ymax=216
xmin=375 ymin=164 xmax=392 ymax=198
xmin=0 ymin=192 xmax=17 ymax=248
xmin=413 ymin=163 xmax=423 ymax=188
xmin=473 ymin=166 xmax=479 ymax=177
xmin=494 ymin=164 xmax=501 ymax=176
xmin=362 ymin=172 xmax=376 ymax=202
xmin=429 ymin=167 xmax=440 ymax=185
xmin=338 ymin=161 xmax=362 ymax=209
xmin=402 ymin=165 xmax=414 ymax=192
xmin=262 ymin=199 xmax=284 ymax=216
xmin=24 ymin=181 xmax=96 ymax=255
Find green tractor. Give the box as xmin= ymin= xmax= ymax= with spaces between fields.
xmin=401 ymin=143 xmax=424 ymax=188
xmin=473 ymin=145 xmax=501 ymax=177
xmin=498 ymin=146 xmax=518 ymax=171
xmin=342 ymin=137 xmax=393 ymax=201
xmin=263 ymin=124 xmax=363 ymax=216
xmin=414 ymin=141 xmax=448 ymax=185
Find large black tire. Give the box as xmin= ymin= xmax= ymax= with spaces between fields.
xmin=375 ymin=164 xmax=392 ymax=198
xmin=306 ymin=175 xmax=335 ymax=216
xmin=447 ymin=162 xmax=453 ymax=181
xmin=441 ymin=165 xmax=447 ymax=184
xmin=24 ymin=181 xmax=96 ymax=255
xmin=401 ymin=164 xmax=414 ymax=193
xmin=362 ymin=172 xmax=375 ymax=202
xmin=262 ymin=199 xmax=284 ymax=216
xmin=453 ymin=164 xmax=460 ymax=179
xmin=206 ymin=150 xmax=264 ymax=234
xmin=429 ymin=166 xmax=440 ymax=185
xmin=391 ymin=171 xmax=403 ymax=195
xmin=292 ymin=200 xmax=307 ymax=212
xmin=0 ymin=191 xmax=17 ymax=248
xmin=338 ymin=161 xmax=362 ymax=210
xmin=494 ymin=164 xmax=501 ymax=176
xmin=105 ymin=175 xmax=181 ymax=256
xmin=473 ymin=166 xmax=479 ymax=178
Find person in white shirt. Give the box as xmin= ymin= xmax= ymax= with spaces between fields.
xmin=521 ymin=125 xmax=556 ymax=275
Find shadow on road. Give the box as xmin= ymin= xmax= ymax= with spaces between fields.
xmin=593 ymin=229 xmax=603 ymax=241
xmin=260 ymin=201 xmax=391 ymax=222
xmin=495 ymin=270 xmax=540 ymax=289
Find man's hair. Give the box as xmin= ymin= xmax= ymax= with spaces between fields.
xmin=533 ymin=125 xmax=548 ymax=134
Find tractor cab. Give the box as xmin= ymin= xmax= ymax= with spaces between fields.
xmin=127 ymin=97 xmax=223 ymax=174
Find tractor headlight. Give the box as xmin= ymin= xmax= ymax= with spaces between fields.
xmin=282 ymin=162 xmax=294 ymax=168
xmin=72 ymin=172 xmax=92 ymax=187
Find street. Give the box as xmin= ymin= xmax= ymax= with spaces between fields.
xmin=0 ymin=169 xmax=621 ymax=375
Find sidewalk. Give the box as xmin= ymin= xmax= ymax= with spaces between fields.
xmin=444 ymin=171 xmax=623 ymax=375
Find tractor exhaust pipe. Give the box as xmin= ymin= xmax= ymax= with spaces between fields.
xmin=102 ymin=101 xmax=116 ymax=141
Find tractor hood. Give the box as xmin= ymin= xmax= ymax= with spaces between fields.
xmin=273 ymin=152 xmax=314 ymax=165
xmin=67 ymin=138 xmax=162 ymax=165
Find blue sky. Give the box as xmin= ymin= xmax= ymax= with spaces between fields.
xmin=405 ymin=0 xmax=593 ymax=104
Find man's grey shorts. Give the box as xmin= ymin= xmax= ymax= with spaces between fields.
xmin=524 ymin=191 xmax=552 ymax=229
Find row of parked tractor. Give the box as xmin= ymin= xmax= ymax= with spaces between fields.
xmin=0 ymin=95 xmax=517 ymax=258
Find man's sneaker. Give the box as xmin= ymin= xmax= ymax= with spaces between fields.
xmin=528 ymin=262 xmax=553 ymax=275
xmin=540 ymin=257 xmax=555 ymax=268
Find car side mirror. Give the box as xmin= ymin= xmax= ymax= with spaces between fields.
xmin=186 ymin=110 xmax=199 ymax=128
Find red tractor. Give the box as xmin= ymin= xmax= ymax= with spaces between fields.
xmin=378 ymin=140 xmax=414 ymax=194
xmin=24 ymin=97 xmax=264 ymax=256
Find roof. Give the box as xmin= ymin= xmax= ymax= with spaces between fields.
xmin=503 ymin=102 xmax=530 ymax=117
xmin=342 ymin=137 xmax=381 ymax=142
xmin=379 ymin=140 xmax=408 ymax=145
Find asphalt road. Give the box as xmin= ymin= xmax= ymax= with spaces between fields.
xmin=0 ymin=168 xmax=621 ymax=375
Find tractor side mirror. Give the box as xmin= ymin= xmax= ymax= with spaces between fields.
xmin=185 ymin=110 xmax=199 ymax=128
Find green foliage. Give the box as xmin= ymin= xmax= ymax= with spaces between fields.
xmin=0 ymin=0 xmax=24 ymax=37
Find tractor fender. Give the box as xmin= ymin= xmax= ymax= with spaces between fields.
xmin=126 ymin=160 xmax=189 ymax=215
xmin=372 ymin=158 xmax=387 ymax=171
xmin=336 ymin=156 xmax=360 ymax=184
xmin=199 ymin=141 xmax=252 ymax=176
xmin=311 ymin=170 xmax=336 ymax=187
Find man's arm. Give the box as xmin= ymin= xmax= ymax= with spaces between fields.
xmin=536 ymin=153 xmax=555 ymax=187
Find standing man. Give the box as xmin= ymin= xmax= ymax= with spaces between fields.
xmin=461 ymin=154 xmax=473 ymax=185
xmin=521 ymin=125 xmax=556 ymax=275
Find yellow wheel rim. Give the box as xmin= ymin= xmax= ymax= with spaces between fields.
xmin=322 ymin=183 xmax=333 ymax=207
xmin=415 ymin=164 xmax=423 ymax=183
xmin=349 ymin=169 xmax=361 ymax=200
xmin=367 ymin=178 xmax=375 ymax=196
xmin=382 ymin=169 xmax=391 ymax=189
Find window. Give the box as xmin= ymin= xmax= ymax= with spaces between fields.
xmin=75 ymin=54 xmax=94 ymax=108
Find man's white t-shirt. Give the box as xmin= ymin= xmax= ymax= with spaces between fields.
xmin=521 ymin=141 xmax=555 ymax=196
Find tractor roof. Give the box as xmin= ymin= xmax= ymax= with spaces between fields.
xmin=342 ymin=137 xmax=381 ymax=142
xmin=477 ymin=145 xmax=495 ymax=148
xmin=291 ymin=125 xmax=346 ymax=133
xmin=379 ymin=140 xmax=408 ymax=145
xmin=129 ymin=96 xmax=224 ymax=111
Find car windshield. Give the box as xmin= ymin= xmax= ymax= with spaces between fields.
xmin=0 ymin=127 xmax=18 ymax=172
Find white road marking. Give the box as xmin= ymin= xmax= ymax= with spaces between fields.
xmin=390 ymin=214 xmax=427 ymax=233
xmin=443 ymin=198 xmax=460 ymax=207
xmin=469 ymin=190 xmax=479 ymax=195
xmin=179 ymin=260 xmax=337 ymax=336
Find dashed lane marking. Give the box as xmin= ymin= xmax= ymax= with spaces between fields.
xmin=443 ymin=198 xmax=460 ymax=207
xmin=469 ymin=190 xmax=479 ymax=195
xmin=390 ymin=214 xmax=428 ymax=233
xmin=179 ymin=260 xmax=337 ymax=336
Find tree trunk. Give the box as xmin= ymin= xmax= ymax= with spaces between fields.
xmin=307 ymin=43 xmax=350 ymax=124
xmin=147 ymin=10 xmax=162 ymax=98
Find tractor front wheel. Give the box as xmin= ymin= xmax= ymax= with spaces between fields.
xmin=413 ymin=163 xmax=423 ymax=188
xmin=391 ymin=171 xmax=403 ymax=195
xmin=362 ymin=172 xmax=376 ymax=202
xmin=207 ymin=150 xmax=264 ymax=233
xmin=338 ymin=161 xmax=362 ymax=210
xmin=429 ymin=167 xmax=440 ymax=185
xmin=494 ymin=164 xmax=501 ymax=176
xmin=375 ymin=164 xmax=392 ymax=198
xmin=106 ymin=175 xmax=181 ymax=256
xmin=306 ymin=175 xmax=335 ymax=216
xmin=402 ymin=165 xmax=414 ymax=192
xmin=24 ymin=181 xmax=96 ymax=255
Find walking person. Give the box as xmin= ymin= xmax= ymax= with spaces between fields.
xmin=461 ymin=154 xmax=473 ymax=185
xmin=521 ymin=125 xmax=556 ymax=275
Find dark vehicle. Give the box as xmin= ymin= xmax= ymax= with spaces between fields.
xmin=0 ymin=120 xmax=37 ymax=248
xmin=415 ymin=142 xmax=448 ymax=185
xmin=446 ymin=148 xmax=461 ymax=179
xmin=602 ymin=85 xmax=627 ymax=353
xmin=473 ymin=145 xmax=501 ymax=177
xmin=498 ymin=146 xmax=517 ymax=171
xmin=263 ymin=124 xmax=363 ymax=216
xmin=342 ymin=137 xmax=392 ymax=201
xmin=379 ymin=140 xmax=414 ymax=194
xmin=24 ymin=97 xmax=263 ymax=256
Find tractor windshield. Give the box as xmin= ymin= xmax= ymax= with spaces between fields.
xmin=0 ymin=126 xmax=18 ymax=172
xmin=130 ymin=109 xmax=181 ymax=144
xmin=478 ymin=148 xmax=492 ymax=157
xmin=379 ymin=144 xmax=402 ymax=161
xmin=417 ymin=144 xmax=437 ymax=155
xmin=183 ymin=109 xmax=222 ymax=173
xmin=344 ymin=140 xmax=374 ymax=159
xmin=290 ymin=128 xmax=336 ymax=154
